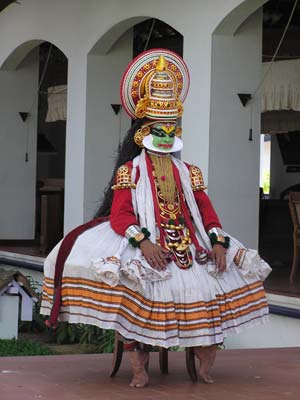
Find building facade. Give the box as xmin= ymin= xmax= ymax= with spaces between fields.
xmin=0 ymin=0 xmax=268 ymax=248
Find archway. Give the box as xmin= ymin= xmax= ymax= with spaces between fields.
xmin=0 ymin=40 xmax=68 ymax=256
xmin=209 ymin=0 xmax=268 ymax=249
xmin=210 ymin=0 xmax=300 ymax=296
xmin=214 ymin=0 xmax=268 ymax=35
xmin=84 ymin=17 xmax=183 ymax=221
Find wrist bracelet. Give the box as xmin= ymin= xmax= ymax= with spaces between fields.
xmin=209 ymin=233 xmax=230 ymax=249
xmin=126 ymin=225 xmax=150 ymax=248
xmin=208 ymin=228 xmax=230 ymax=249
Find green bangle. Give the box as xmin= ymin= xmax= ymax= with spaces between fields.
xmin=209 ymin=232 xmax=230 ymax=249
xmin=128 ymin=227 xmax=150 ymax=248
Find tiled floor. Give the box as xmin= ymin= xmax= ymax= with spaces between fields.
xmin=1 ymin=348 xmax=300 ymax=400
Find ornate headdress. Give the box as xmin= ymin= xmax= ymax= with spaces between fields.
xmin=120 ymin=48 xmax=190 ymax=149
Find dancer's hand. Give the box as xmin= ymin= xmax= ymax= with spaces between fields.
xmin=211 ymin=244 xmax=227 ymax=272
xmin=140 ymin=240 xmax=170 ymax=270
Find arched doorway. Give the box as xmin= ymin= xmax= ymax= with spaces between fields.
xmin=209 ymin=0 xmax=267 ymax=248
xmin=210 ymin=0 xmax=300 ymax=295
xmin=133 ymin=19 xmax=183 ymax=57
xmin=84 ymin=18 xmax=183 ymax=221
xmin=0 ymin=40 xmax=68 ymax=256
xmin=36 ymin=43 xmax=68 ymax=255
xmin=260 ymin=0 xmax=300 ymax=294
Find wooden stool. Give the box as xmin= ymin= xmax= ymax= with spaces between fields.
xmin=289 ymin=192 xmax=300 ymax=282
xmin=110 ymin=333 xmax=198 ymax=382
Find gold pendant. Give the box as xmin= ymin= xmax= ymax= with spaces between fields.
xmin=176 ymin=243 xmax=188 ymax=251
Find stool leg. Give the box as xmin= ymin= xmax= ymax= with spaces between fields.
xmin=290 ymin=236 xmax=300 ymax=283
xmin=159 ymin=348 xmax=168 ymax=374
xmin=185 ymin=347 xmax=198 ymax=382
xmin=110 ymin=334 xmax=124 ymax=377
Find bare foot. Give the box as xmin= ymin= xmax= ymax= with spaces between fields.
xmin=194 ymin=345 xmax=217 ymax=384
xmin=208 ymin=345 xmax=217 ymax=369
xmin=129 ymin=351 xmax=149 ymax=388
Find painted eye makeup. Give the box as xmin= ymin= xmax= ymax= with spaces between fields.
xmin=152 ymin=128 xmax=165 ymax=137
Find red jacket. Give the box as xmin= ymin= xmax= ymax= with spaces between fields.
xmin=110 ymin=159 xmax=222 ymax=236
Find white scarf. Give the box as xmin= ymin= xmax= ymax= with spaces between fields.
xmin=132 ymin=149 xmax=211 ymax=250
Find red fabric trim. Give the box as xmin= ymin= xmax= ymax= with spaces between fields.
xmin=123 ymin=341 xmax=139 ymax=351
xmin=193 ymin=190 xmax=222 ymax=232
xmin=172 ymin=163 xmax=203 ymax=252
xmin=46 ymin=216 xmax=108 ymax=329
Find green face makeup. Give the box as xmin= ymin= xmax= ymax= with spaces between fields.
xmin=151 ymin=123 xmax=176 ymax=150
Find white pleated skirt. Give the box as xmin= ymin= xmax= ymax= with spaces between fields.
xmin=41 ymin=221 xmax=270 ymax=348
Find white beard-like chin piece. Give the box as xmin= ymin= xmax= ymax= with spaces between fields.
xmin=142 ymin=135 xmax=183 ymax=153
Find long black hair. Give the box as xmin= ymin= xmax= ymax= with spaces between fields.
xmin=94 ymin=118 xmax=145 ymax=218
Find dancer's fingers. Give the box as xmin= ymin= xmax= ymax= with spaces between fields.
xmin=217 ymin=255 xmax=226 ymax=272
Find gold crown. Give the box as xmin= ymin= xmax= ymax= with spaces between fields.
xmin=135 ymin=55 xmax=183 ymax=121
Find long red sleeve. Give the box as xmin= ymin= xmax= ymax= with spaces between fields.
xmin=110 ymin=188 xmax=139 ymax=236
xmin=194 ymin=190 xmax=222 ymax=232
xmin=110 ymin=161 xmax=140 ymax=236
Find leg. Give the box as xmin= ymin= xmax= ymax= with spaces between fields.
xmin=194 ymin=344 xmax=217 ymax=384
xmin=127 ymin=342 xmax=149 ymax=388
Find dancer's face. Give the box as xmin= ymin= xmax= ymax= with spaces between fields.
xmin=150 ymin=123 xmax=176 ymax=150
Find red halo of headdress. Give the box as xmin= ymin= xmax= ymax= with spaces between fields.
xmin=120 ymin=48 xmax=190 ymax=120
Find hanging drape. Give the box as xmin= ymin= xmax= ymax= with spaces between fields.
xmin=46 ymin=85 xmax=67 ymax=122
xmin=261 ymin=110 xmax=300 ymax=134
xmin=261 ymin=60 xmax=300 ymax=133
xmin=261 ymin=59 xmax=300 ymax=113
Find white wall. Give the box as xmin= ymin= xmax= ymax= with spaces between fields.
xmin=270 ymin=135 xmax=300 ymax=199
xmin=0 ymin=0 xmax=267 ymax=235
xmin=0 ymin=50 xmax=38 ymax=239
xmin=225 ymin=314 xmax=300 ymax=349
xmin=209 ymin=10 xmax=263 ymax=249
xmin=84 ymin=31 xmax=132 ymax=220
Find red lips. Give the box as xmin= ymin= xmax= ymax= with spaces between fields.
xmin=158 ymin=143 xmax=172 ymax=148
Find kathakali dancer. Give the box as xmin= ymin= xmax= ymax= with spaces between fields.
xmin=40 ymin=49 xmax=271 ymax=387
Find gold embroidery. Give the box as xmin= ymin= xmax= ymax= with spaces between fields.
xmin=149 ymin=160 xmax=193 ymax=269
xmin=149 ymin=154 xmax=177 ymax=204
xmin=189 ymin=165 xmax=207 ymax=191
xmin=111 ymin=165 xmax=136 ymax=190
xmin=234 ymin=248 xmax=247 ymax=267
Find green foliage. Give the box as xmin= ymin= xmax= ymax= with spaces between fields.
xmin=0 ymin=339 xmax=55 ymax=356
xmin=262 ymin=171 xmax=270 ymax=194
xmin=54 ymin=322 xmax=79 ymax=345
xmin=93 ymin=329 xmax=115 ymax=353
xmin=25 ymin=276 xmax=43 ymax=294
xmin=52 ymin=323 xmax=115 ymax=352
xmin=78 ymin=324 xmax=102 ymax=345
